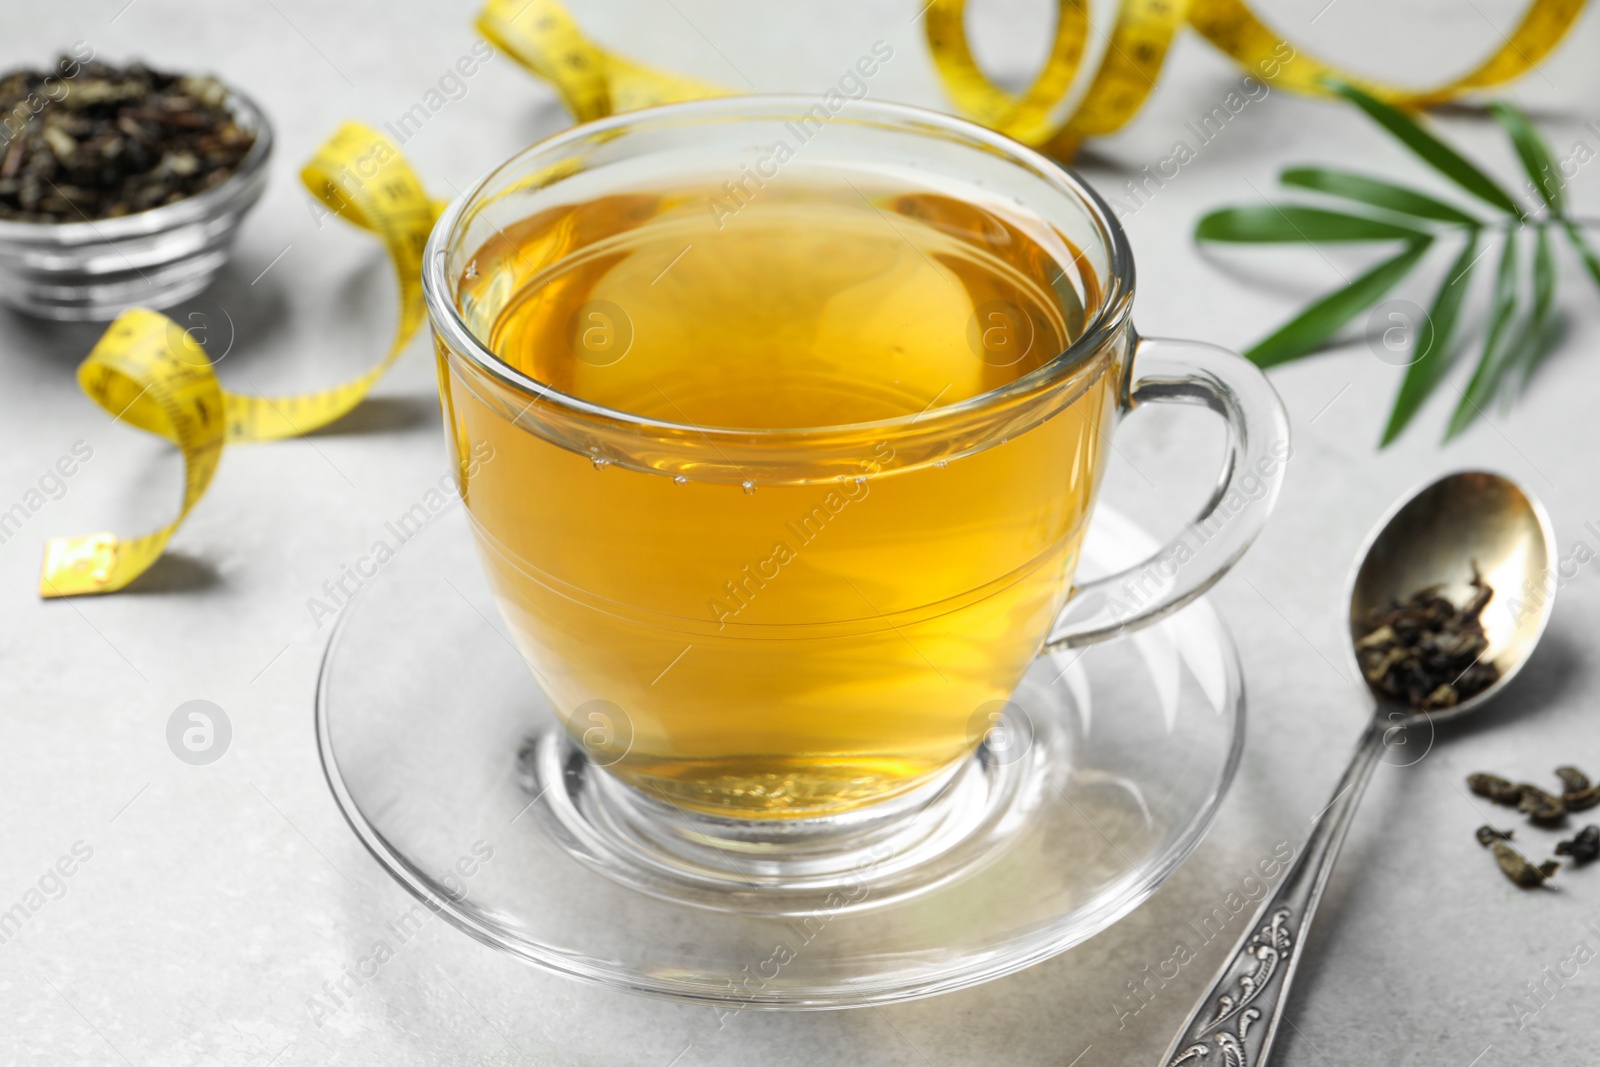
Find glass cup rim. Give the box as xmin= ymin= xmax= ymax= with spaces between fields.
xmin=421 ymin=94 xmax=1136 ymax=443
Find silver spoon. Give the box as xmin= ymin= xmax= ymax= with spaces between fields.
xmin=1158 ymin=470 xmax=1557 ymax=1067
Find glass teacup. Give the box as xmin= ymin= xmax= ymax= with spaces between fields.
xmin=422 ymin=96 xmax=1287 ymax=862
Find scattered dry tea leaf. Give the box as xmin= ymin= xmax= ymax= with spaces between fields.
xmin=1556 ymin=766 xmax=1592 ymax=795
xmin=1355 ymin=570 xmax=1500 ymax=711
xmin=1469 ymin=768 xmax=1600 ymax=885
xmin=1476 ymin=825 xmax=1515 ymax=847
xmin=1564 ymin=785 xmax=1600 ymax=812
xmin=1492 ymin=841 xmax=1559 ymax=888
xmin=1555 ymin=826 xmax=1600 ymax=865
xmin=1468 ymin=773 xmax=1523 ymax=806
xmin=1517 ymin=784 xmax=1567 ymax=826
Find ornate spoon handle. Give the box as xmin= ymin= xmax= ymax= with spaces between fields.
xmin=1159 ymin=717 xmax=1384 ymax=1067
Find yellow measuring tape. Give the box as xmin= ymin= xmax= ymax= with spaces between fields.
xmin=39 ymin=1 xmax=1584 ymax=598
xmin=39 ymin=122 xmax=443 ymax=598
xmin=477 ymin=0 xmax=728 ymax=120
xmin=478 ymin=0 xmax=1586 ymax=157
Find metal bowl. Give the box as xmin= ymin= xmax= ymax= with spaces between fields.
xmin=0 ymin=87 xmax=273 ymax=322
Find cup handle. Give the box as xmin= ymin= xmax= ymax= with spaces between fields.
xmin=1042 ymin=334 xmax=1291 ymax=651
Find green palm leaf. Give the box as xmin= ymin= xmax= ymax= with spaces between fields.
xmin=1510 ymin=224 xmax=1559 ymax=395
xmin=1380 ymin=232 xmax=1480 ymax=446
xmin=1562 ymin=219 xmax=1600 ymax=295
xmin=1327 ymin=80 xmax=1524 ymax=219
xmin=1246 ymin=240 xmax=1433 ymax=368
xmin=1490 ymin=102 xmax=1563 ymax=214
xmin=1281 ymin=167 xmax=1480 ymax=226
xmin=1447 ymin=232 xmax=1522 ymax=438
xmin=1196 ymin=205 xmax=1431 ymax=243
xmin=1195 ymin=91 xmax=1595 ymax=447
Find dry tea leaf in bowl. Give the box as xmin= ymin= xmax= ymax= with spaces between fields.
xmin=0 ymin=57 xmax=255 ymax=222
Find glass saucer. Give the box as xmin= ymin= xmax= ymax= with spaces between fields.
xmin=316 ymin=504 xmax=1244 ymax=1008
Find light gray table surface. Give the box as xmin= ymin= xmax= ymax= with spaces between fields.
xmin=5 ymin=1 xmax=1600 ymax=1063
